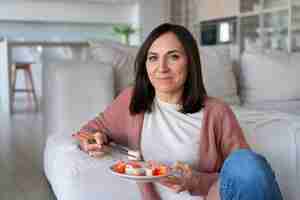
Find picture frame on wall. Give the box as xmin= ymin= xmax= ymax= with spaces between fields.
xmin=200 ymin=17 xmax=236 ymax=46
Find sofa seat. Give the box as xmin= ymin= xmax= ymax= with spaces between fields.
xmin=233 ymin=106 xmax=300 ymax=200
xmin=43 ymin=46 xmax=300 ymax=200
xmin=44 ymin=106 xmax=300 ymax=200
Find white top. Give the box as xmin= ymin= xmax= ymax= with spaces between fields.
xmin=141 ymin=98 xmax=204 ymax=200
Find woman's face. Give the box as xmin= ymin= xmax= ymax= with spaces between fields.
xmin=146 ymin=32 xmax=188 ymax=102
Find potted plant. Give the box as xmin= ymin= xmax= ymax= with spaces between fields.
xmin=113 ymin=24 xmax=136 ymax=45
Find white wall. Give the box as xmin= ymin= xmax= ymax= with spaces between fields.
xmin=197 ymin=0 xmax=238 ymax=21
xmin=0 ymin=0 xmax=170 ymax=108
xmin=0 ymin=1 xmax=171 ymax=44
xmin=0 ymin=2 xmax=135 ymax=24
xmin=138 ymin=0 xmax=170 ymax=41
xmin=0 ymin=1 xmax=140 ymax=104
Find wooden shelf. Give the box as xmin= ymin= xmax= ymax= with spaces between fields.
xmin=256 ymin=27 xmax=288 ymax=34
xmin=292 ymin=2 xmax=300 ymax=7
xmin=292 ymin=25 xmax=300 ymax=32
xmin=262 ymin=6 xmax=289 ymax=14
xmin=239 ymin=11 xmax=260 ymax=17
xmin=239 ymin=0 xmax=300 ymax=52
xmin=239 ymin=7 xmax=288 ymax=17
xmin=292 ymin=46 xmax=300 ymax=51
xmin=263 ymin=0 xmax=288 ymax=9
xmin=292 ymin=17 xmax=300 ymax=24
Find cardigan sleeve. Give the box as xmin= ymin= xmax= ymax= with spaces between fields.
xmin=76 ymin=87 xmax=135 ymax=146
xmin=77 ymin=89 xmax=161 ymax=199
xmin=186 ymin=101 xmax=249 ymax=196
xmin=218 ymin=104 xmax=250 ymax=160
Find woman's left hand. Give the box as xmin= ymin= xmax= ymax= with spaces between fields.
xmin=158 ymin=161 xmax=193 ymax=193
xmin=159 ymin=175 xmax=186 ymax=193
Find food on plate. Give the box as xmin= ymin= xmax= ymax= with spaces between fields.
xmin=112 ymin=160 xmax=127 ymax=173
xmin=125 ymin=161 xmax=146 ymax=176
xmin=152 ymin=165 xmax=168 ymax=176
xmin=112 ymin=160 xmax=170 ymax=176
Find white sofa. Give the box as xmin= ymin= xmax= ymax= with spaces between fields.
xmin=43 ymin=43 xmax=300 ymax=200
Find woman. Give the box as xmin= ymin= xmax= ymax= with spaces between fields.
xmin=75 ymin=23 xmax=283 ymax=200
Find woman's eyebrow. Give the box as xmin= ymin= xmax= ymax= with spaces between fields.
xmin=148 ymin=49 xmax=183 ymax=56
xmin=167 ymin=49 xmax=182 ymax=54
xmin=148 ymin=52 xmax=157 ymax=56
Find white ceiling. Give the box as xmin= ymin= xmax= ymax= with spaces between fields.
xmin=57 ymin=0 xmax=138 ymax=3
xmin=2 ymin=0 xmax=139 ymax=4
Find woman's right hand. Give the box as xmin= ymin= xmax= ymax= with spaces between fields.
xmin=73 ymin=132 xmax=110 ymax=156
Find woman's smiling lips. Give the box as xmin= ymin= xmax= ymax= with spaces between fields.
xmin=155 ymin=76 xmax=173 ymax=80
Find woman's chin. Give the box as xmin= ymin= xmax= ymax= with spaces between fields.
xmin=155 ymin=86 xmax=181 ymax=95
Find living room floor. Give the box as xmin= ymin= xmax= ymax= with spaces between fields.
xmin=0 ymin=98 xmax=55 ymax=200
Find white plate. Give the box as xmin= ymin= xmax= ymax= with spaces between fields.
xmin=109 ymin=166 xmax=169 ymax=183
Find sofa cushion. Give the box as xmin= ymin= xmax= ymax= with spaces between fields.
xmin=93 ymin=39 xmax=138 ymax=55
xmin=240 ymin=50 xmax=300 ymax=104
xmin=233 ymin=106 xmax=300 ymax=200
xmin=88 ymin=40 xmax=124 ymax=66
xmin=88 ymin=40 xmax=138 ymax=94
xmin=199 ymin=45 xmax=240 ymax=105
xmin=43 ymin=60 xmax=114 ymax=136
xmin=88 ymin=42 xmax=240 ymax=104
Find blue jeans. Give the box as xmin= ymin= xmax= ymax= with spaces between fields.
xmin=220 ymin=149 xmax=283 ymax=200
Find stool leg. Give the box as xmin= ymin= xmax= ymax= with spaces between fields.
xmin=24 ymin=68 xmax=32 ymax=110
xmin=11 ymin=64 xmax=17 ymax=113
xmin=26 ymin=66 xmax=39 ymax=112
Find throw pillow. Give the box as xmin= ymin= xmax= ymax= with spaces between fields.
xmin=88 ymin=40 xmax=138 ymax=94
xmin=199 ymin=45 xmax=240 ymax=105
xmin=240 ymin=50 xmax=300 ymax=104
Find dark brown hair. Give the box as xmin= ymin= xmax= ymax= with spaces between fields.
xmin=130 ymin=23 xmax=207 ymax=114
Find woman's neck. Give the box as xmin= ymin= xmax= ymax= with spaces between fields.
xmin=156 ymin=91 xmax=183 ymax=105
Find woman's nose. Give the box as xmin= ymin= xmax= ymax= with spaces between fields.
xmin=158 ymin=58 xmax=169 ymax=72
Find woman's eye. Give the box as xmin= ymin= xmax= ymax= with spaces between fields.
xmin=169 ymin=54 xmax=180 ymax=61
xmin=147 ymin=56 xmax=157 ymax=62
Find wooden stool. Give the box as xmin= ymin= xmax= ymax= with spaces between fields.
xmin=11 ymin=63 xmax=38 ymax=112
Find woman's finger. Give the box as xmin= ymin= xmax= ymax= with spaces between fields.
xmin=159 ymin=176 xmax=185 ymax=193
xmin=79 ymin=139 xmax=89 ymax=152
xmin=173 ymin=161 xmax=192 ymax=176
xmin=94 ymin=132 xmax=107 ymax=145
xmin=172 ymin=185 xmax=185 ymax=193
xmin=86 ymin=143 xmax=102 ymax=151
xmin=76 ymin=132 xmax=110 ymax=155
xmin=88 ymin=150 xmax=106 ymax=157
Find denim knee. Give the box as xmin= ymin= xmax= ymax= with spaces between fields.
xmin=220 ymin=149 xmax=283 ymax=200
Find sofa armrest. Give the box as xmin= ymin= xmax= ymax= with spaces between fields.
xmin=42 ymin=59 xmax=115 ymax=137
xmin=44 ymin=133 xmax=140 ymax=200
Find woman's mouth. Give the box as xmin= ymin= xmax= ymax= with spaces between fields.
xmin=156 ymin=76 xmax=172 ymax=79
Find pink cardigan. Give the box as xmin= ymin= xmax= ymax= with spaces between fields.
xmin=79 ymin=87 xmax=249 ymax=199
